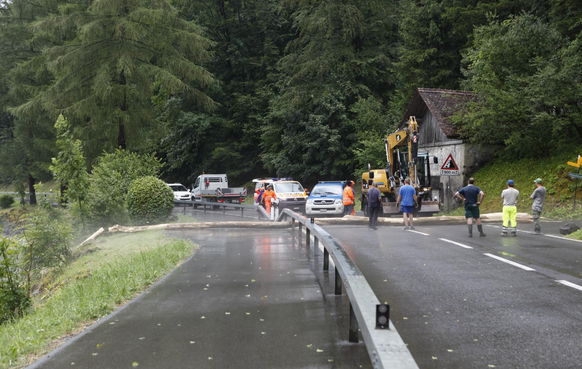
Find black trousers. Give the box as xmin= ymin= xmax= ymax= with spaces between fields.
xmin=344 ymin=204 xmax=354 ymax=215
xmin=368 ymin=206 xmax=380 ymax=228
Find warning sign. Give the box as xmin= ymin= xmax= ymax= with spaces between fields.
xmin=440 ymin=154 xmax=459 ymax=175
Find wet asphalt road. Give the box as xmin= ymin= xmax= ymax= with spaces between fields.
xmin=324 ymin=223 xmax=582 ymax=369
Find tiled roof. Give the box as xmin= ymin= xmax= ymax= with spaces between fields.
xmin=399 ymin=88 xmax=478 ymax=138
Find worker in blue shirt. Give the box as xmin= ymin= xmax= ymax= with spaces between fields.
xmin=455 ymin=178 xmax=486 ymax=237
xmin=396 ymin=177 xmax=418 ymax=230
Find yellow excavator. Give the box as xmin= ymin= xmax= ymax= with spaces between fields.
xmin=361 ymin=116 xmax=441 ymax=216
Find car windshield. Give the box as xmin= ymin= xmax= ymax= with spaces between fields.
xmin=311 ymin=185 xmax=342 ymax=196
xmin=170 ymin=185 xmax=188 ymax=192
xmin=274 ymin=182 xmax=304 ymax=193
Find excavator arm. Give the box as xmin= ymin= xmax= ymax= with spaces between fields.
xmin=385 ymin=116 xmax=420 ymax=186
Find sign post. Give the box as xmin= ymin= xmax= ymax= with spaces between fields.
xmin=440 ymin=154 xmax=460 ymax=211
xmin=567 ymin=155 xmax=582 ymax=210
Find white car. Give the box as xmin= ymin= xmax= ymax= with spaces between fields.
xmin=167 ymin=183 xmax=191 ymax=202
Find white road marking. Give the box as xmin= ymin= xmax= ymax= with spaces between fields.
xmin=408 ymin=230 xmax=429 ymax=236
xmin=556 ymin=280 xmax=582 ymax=292
xmin=439 ymin=238 xmax=473 ymax=249
xmin=483 ymin=253 xmax=535 ymax=271
xmin=545 ymin=234 xmax=582 ymax=243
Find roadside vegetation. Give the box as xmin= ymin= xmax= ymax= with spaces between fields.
xmin=470 ymin=149 xmax=582 ymax=219
xmin=0 ymin=230 xmax=196 ymax=369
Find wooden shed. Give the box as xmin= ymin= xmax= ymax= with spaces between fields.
xmin=399 ymin=88 xmax=496 ymax=210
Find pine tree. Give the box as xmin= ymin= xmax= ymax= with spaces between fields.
xmin=262 ymin=0 xmax=399 ymax=181
xmin=17 ymin=0 xmax=217 ymax=162
xmin=0 ymin=0 xmax=59 ymax=203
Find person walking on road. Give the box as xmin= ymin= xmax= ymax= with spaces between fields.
xmin=396 ymin=177 xmax=418 ymax=230
xmin=367 ymin=182 xmax=382 ymax=230
xmin=530 ymin=178 xmax=546 ymax=235
xmin=263 ymin=185 xmax=276 ymax=214
xmin=343 ymin=180 xmax=356 ymax=216
xmin=501 ymin=180 xmax=519 ymax=237
xmin=455 ymin=178 xmax=486 ymax=237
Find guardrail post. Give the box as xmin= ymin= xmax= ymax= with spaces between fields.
xmin=323 ymin=248 xmax=329 ymax=271
xmin=241 ymin=206 xmax=244 ymax=217
xmin=335 ymin=267 xmax=342 ymax=295
xmin=298 ymin=223 xmax=303 ymax=240
xmin=292 ymin=218 xmax=295 ymax=232
xmin=223 ymin=205 xmax=226 ymax=215
xmin=306 ymin=228 xmax=310 ymax=248
xmin=314 ymin=237 xmax=319 ymax=256
xmin=203 ymin=203 xmax=207 ymax=212
xmin=349 ymin=303 xmax=359 ymax=343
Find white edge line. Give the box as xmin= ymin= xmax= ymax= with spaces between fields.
xmin=545 ymin=234 xmax=582 ymax=243
xmin=439 ymin=238 xmax=473 ymax=249
xmin=556 ymin=280 xmax=582 ymax=292
xmin=408 ymin=230 xmax=430 ymax=236
xmin=484 ymin=253 xmax=535 ymax=271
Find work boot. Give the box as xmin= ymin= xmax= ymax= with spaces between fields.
xmin=468 ymin=224 xmax=473 ymax=237
xmin=478 ymin=224 xmax=486 ymax=237
xmin=501 ymin=232 xmax=507 ymax=237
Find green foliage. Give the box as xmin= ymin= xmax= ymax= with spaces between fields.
xmin=0 ymin=237 xmax=31 ymax=325
xmin=349 ymin=96 xmax=399 ymax=177
xmin=470 ymin=149 xmax=582 ymax=216
xmin=126 ymin=176 xmax=174 ymax=224
xmin=13 ymin=181 xmax=26 ymax=207
xmin=19 ymin=206 xmax=73 ymax=270
xmin=456 ymin=14 xmax=582 ymax=158
xmin=21 ymin=0 xmax=217 ymax=162
xmin=0 ymin=194 xmax=14 ymax=209
xmin=260 ymin=0 xmax=399 ymax=182
xmin=50 ymin=115 xmax=89 ymax=223
xmin=86 ymin=150 xmax=163 ymax=227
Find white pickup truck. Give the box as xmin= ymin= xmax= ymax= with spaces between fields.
xmin=190 ymin=174 xmax=247 ymax=205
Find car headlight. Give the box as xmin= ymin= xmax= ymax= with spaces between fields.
xmin=334 ymin=199 xmax=342 ymax=205
xmin=306 ymin=199 xmax=314 ymax=205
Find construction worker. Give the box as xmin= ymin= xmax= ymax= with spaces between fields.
xmin=255 ymin=185 xmax=265 ymax=205
xmin=501 ymin=179 xmax=519 ymax=236
xmin=263 ymin=185 xmax=276 ymax=214
xmin=343 ymin=180 xmax=356 ymax=216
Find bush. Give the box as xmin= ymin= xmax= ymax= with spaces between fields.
xmin=86 ymin=150 xmax=163 ymax=227
xmin=127 ymin=176 xmax=174 ymax=224
xmin=0 ymin=238 xmax=31 ymax=324
xmin=20 ymin=206 xmax=73 ymax=269
xmin=0 ymin=194 xmax=15 ymax=209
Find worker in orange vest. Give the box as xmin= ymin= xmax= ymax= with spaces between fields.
xmin=343 ymin=180 xmax=355 ymax=216
xmin=263 ymin=185 xmax=277 ymax=214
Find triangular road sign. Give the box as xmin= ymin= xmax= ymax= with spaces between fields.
xmin=441 ymin=154 xmax=459 ymax=171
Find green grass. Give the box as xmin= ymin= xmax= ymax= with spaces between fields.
xmin=566 ymin=228 xmax=582 ymax=240
xmin=0 ymin=230 xmax=197 ymax=368
xmin=471 ymin=149 xmax=582 ymax=219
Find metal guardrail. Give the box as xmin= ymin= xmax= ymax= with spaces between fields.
xmin=174 ymin=199 xmax=257 ymax=218
xmin=282 ymin=208 xmax=419 ymax=369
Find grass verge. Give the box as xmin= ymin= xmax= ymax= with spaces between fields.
xmin=0 ymin=230 xmax=197 ymax=369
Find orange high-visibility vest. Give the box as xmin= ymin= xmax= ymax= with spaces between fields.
xmin=264 ymin=189 xmax=276 ymax=203
xmin=343 ymin=186 xmax=354 ymax=205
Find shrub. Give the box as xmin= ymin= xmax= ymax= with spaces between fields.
xmin=86 ymin=150 xmax=163 ymax=227
xmin=20 ymin=206 xmax=73 ymax=269
xmin=0 ymin=194 xmax=15 ymax=209
xmin=0 ymin=238 xmax=31 ymax=324
xmin=127 ymin=176 xmax=174 ymax=224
